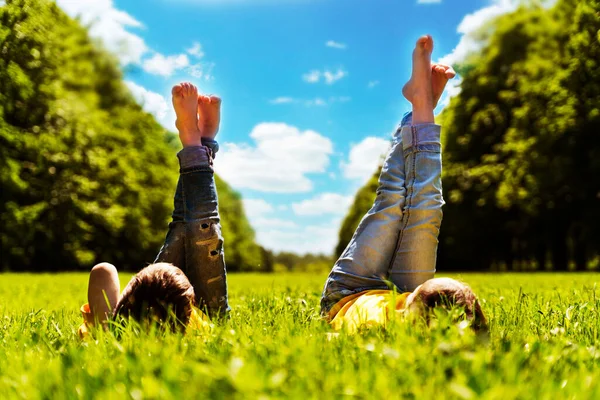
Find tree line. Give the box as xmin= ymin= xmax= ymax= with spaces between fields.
xmin=0 ymin=0 xmax=268 ymax=272
xmin=336 ymin=0 xmax=600 ymax=272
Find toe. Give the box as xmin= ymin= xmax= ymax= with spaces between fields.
xmin=209 ymin=95 xmax=221 ymax=106
xmin=445 ymin=67 xmax=457 ymax=79
xmin=172 ymin=84 xmax=183 ymax=96
xmin=190 ymin=84 xmax=198 ymax=96
xmin=417 ymin=35 xmax=433 ymax=51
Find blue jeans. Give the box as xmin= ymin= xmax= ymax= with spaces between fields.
xmin=321 ymin=113 xmax=444 ymax=315
xmin=154 ymin=144 xmax=230 ymax=317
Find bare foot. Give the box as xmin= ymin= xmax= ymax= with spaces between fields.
xmin=172 ymin=82 xmax=202 ymax=147
xmin=432 ymin=63 xmax=456 ymax=108
xmin=402 ymin=35 xmax=435 ymax=124
xmin=197 ymin=95 xmax=221 ymax=140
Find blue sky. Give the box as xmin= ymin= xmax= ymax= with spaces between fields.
xmin=55 ymin=0 xmax=520 ymax=254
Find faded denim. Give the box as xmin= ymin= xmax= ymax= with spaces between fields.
xmin=321 ymin=113 xmax=444 ymax=315
xmin=154 ymin=145 xmax=230 ymax=317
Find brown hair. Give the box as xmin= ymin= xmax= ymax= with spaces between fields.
xmin=113 ymin=263 xmax=195 ymax=331
xmin=414 ymin=278 xmax=488 ymax=332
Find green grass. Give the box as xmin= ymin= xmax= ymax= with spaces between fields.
xmin=0 ymin=272 xmax=599 ymax=399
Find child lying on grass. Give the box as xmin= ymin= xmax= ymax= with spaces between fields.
xmin=321 ymin=35 xmax=487 ymax=333
xmin=79 ymin=83 xmax=228 ymax=337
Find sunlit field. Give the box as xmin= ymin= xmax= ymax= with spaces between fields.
xmin=0 ymin=272 xmax=598 ymax=399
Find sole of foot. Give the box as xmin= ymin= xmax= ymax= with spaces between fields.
xmin=402 ymin=35 xmax=435 ymax=108
xmin=197 ymin=95 xmax=221 ymax=140
xmin=172 ymin=82 xmax=202 ymax=147
xmin=431 ymin=63 xmax=456 ymax=108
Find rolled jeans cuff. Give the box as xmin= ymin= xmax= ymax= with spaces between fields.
xmin=401 ymin=112 xmax=413 ymax=127
xmin=401 ymin=123 xmax=441 ymax=151
xmin=201 ymin=138 xmax=219 ymax=157
xmin=177 ymin=146 xmax=213 ymax=170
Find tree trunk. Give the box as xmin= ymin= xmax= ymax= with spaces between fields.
xmin=551 ymin=230 xmax=568 ymax=271
xmin=573 ymin=240 xmax=587 ymax=271
xmin=535 ymin=242 xmax=547 ymax=271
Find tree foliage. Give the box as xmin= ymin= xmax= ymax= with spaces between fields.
xmin=336 ymin=0 xmax=600 ymax=271
xmin=0 ymin=0 xmax=264 ymax=272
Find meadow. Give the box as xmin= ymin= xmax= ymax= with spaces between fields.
xmin=0 ymin=272 xmax=598 ymax=399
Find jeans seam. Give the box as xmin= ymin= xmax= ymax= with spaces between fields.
xmin=388 ymin=126 xmax=418 ymax=275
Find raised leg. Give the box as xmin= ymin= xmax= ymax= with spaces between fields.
xmin=320 ymin=120 xmax=411 ymax=313
xmin=389 ymin=36 xmax=454 ymax=291
xmin=320 ymin=35 xmax=455 ymax=314
xmin=167 ymin=83 xmax=229 ymax=318
xmin=154 ymin=177 xmax=185 ymax=269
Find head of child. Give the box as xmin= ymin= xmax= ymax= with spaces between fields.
xmin=113 ymin=263 xmax=195 ymax=332
xmin=404 ymin=278 xmax=488 ymax=332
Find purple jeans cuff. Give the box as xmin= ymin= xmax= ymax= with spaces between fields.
xmin=177 ymin=146 xmax=213 ymax=170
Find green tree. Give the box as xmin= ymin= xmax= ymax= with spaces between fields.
xmin=0 ymin=0 xmax=264 ymax=272
xmin=335 ymin=0 xmax=600 ymax=271
xmin=335 ymin=171 xmax=379 ymax=258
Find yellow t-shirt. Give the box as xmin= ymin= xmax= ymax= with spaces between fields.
xmin=78 ymin=303 xmax=211 ymax=339
xmin=328 ymin=290 xmax=411 ymax=333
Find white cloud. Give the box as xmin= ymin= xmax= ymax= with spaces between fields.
xmin=124 ymin=80 xmax=174 ymax=129
xmin=256 ymin=220 xmax=341 ymax=254
xmin=270 ymin=97 xmax=297 ymax=104
xmin=142 ymin=53 xmax=190 ymax=77
xmin=216 ymin=123 xmax=333 ymax=193
xmin=325 ymin=40 xmax=347 ymax=50
xmin=305 ymin=96 xmax=351 ymax=107
xmin=368 ymin=80 xmax=380 ymax=89
xmin=341 ymin=137 xmax=391 ymax=181
xmin=186 ymin=42 xmax=205 ymax=58
xmin=56 ymin=0 xmax=148 ymax=65
xmin=243 ymin=199 xmax=298 ymax=229
xmin=323 ymin=69 xmax=347 ymax=84
xmin=302 ymin=70 xmax=321 ymax=83
xmin=305 ymin=98 xmax=327 ymax=107
xmin=434 ymin=0 xmax=519 ymax=107
xmin=56 ymin=0 xmax=215 ymax=80
xmin=305 ymin=96 xmax=350 ymax=106
xmin=335 ymin=96 xmax=351 ymax=103
xmin=241 ymin=194 xmax=348 ymax=255
xmin=270 ymin=96 xmax=350 ymax=107
xmin=243 ymin=199 xmax=274 ymax=216
xmin=302 ymin=68 xmax=347 ymax=85
xmin=292 ymin=193 xmax=353 ymax=216
xmin=439 ymin=0 xmax=518 ymax=67
xmin=188 ymin=61 xmax=215 ymax=80
xmin=253 ymin=217 xmax=298 ymax=229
